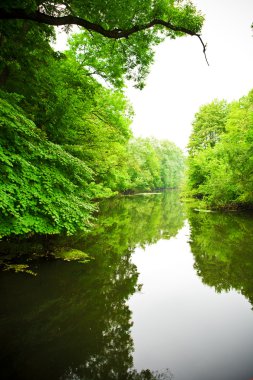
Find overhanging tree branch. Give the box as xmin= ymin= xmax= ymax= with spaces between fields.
xmin=0 ymin=8 xmax=209 ymax=64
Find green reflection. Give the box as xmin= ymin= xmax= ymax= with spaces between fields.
xmin=0 ymin=191 xmax=184 ymax=268
xmin=188 ymin=209 xmax=253 ymax=307
xmin=83 ymin=191 xmax=184 ymax=252
xmin=0 ymin=191 xmax=182 ymax=379
xmin=0 ymin=256 xmax=138 ymax=379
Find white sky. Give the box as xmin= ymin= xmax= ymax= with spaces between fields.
xmin=126 ymin=0 xmax=253 ymax=150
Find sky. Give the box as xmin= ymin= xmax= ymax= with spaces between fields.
xmin=125 ymin=0 xmax=253 ymax=150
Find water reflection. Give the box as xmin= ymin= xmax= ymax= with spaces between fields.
xmin=0 ymin=191 xmax=183 ymax=380
xmin=188 ymin=209 xmax=253 ymax=307
xmin=130 ymin=215 xmax=253 ymax=380
xmin=0 ymin=191 xmax=184 ymax=268
xmin=1 ymin=193 xmax=253 ymax=379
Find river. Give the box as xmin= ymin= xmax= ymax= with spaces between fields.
xmin=0 ymin=191 xmax=253 ymax=380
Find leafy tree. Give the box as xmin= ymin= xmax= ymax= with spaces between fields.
xmin=187 ymin=99 xmax=229 ymax=156
xmin=186 ymin=91 xmax=253 ymax=208
xmin=0 ymin=0 xmax=206 ymax=88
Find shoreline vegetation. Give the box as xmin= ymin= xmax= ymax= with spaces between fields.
xmin=184 ymin=92 xmax=253 ymax=211
xmin=181 ymin=196 xmax=253 ymax=213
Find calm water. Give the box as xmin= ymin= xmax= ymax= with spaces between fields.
xmin=1 ymin=191 xmax=253 ymax=380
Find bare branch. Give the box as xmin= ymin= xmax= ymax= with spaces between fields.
xmin=196 ymin=34 xmax=209 ymax=65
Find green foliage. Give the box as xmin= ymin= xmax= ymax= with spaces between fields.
xmin=187 ymin=99 xmax=229 ymax=155
xmin=0 ymin=19 xmax=55 ymax=96
xmin=68 ymin=31 xmax=156 ymax=90
xmin=186 ymin=91 xmax=253 ymax=209
xmin=64 ymin=0 xmax=203 ymax=32
xmin=0 ymin=5 xmax=190 ymax=237
xmin=2 ymin=0 xmax=204 ymax=88
xmin=0 ymin=98 xmax=94 ymax=237
xmin=54 ymin=249 xmax=90 ymax=263
xmin=0 ymin=19 xmax=133 ymax=236
xmin=125 ymin=137 xmax=185 ymax=192
xmin=65 ymin=0 xmax=204 ymax=89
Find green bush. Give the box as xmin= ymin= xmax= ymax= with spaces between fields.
xmin=0 ymin=98 xmax=95 ymax=237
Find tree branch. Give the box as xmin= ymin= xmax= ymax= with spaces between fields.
xmin=0 ymin=8 xmax=209 ymax=64
xmin=196 ymin=35 xmax=209 ymax=65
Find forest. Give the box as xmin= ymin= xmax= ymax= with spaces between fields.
xmin=2 ymin=3 xmax=253 ymax=378
xmin=186 ymin=90 xmax=253 ymax=209
xmin=0 ymin=0 xmax=203 ymax=238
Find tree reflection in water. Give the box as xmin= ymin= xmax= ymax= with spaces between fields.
xmin=188 ymin=209 xmax=253 ymax=307
xmin=0 ymin=191 xmax=183 ymax=380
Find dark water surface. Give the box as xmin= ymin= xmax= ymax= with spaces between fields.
xmin=1 ymin=191 xmax=253 ymax=380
